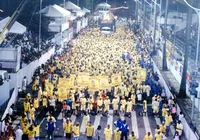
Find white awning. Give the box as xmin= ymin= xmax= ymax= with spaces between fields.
xmin=82 ymin=7 xmax=91 ymax=13
xmin=41 ymin=4 xmax=71 ymax=18
xmin=0 ymin=17 xmax=26 ymax=34
xmin=62 ymin=1 xmax=81 ymax=11
xmin=75 ymin=10 xmax=86 ymax=17
xmin=96 ymin=3 xmax=111 ymax=8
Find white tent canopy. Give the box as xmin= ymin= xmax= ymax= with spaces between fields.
xmin=82 ymin=7 xmax=91 ymax=13
xmin=0 ymin=17 xmax=26 ymax=34
xmin=41 ymin=4 xmax=71 ymax=17
xmin=63 ymin=1 xmax=81 ymax=11
xmin=96 ymin=3 xmax=111 ymax=8
xmin=76 ymin=10 xmax=86 ymax=17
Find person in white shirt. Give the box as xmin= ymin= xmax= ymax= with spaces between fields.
xmin=22 ymin=76 xmax=27 ymax=90
xmin=8 ymin=104 xmax=14 ymax=116
xmin=179 ymin=112 xmax=184 ymax=122
xmin=49 ymin=97 xmax=56 ymax=115
xmin=15 ymin=125 xmax=23 ymax=140
xmin=1 ymin=120 xmax=5 ymax=135
xmin=146 ymin=84 xmax=151 ymax=97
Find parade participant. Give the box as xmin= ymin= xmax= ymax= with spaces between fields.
xmin=22 ymin=121 xmax=29 ymax=140
xmin=95 ymin=125 xmax=101 ymax=140
xmin=103 ymin=96 xmax=110 ymax=116
xmin=113 ymin=127 xmax=121 ymax=140
xmin=143 ymin=132 xmax=153 ymax=140
xmin=152 ymin=99 xmax=159 ymax=117
xmin=85 ymin=121 xmax=94 ymax=140
xmin=104 ymin=124 xmax=112 ymax=140
xmin=33 ymin=97 xmax=39 ymax=111
xmin=80 ymin=95 xmax=87 ymax=115
xmin=155 ymin=125 xmax=160 ymax=134
xmin=24 ymin=99 xmax=30 ymax=119
xmin=64 ymin=118 xmax=72 ymax=140
xmin=29 ymin=105 xmax=35 ymax=123
xmin=154 ymin=131 xmax=162 ymax=140
xmin=34 ymin=123 xmax=40 ymax=140
xmin=114 ymin=118 xmax=123 ymax=129
xmin=120 ymin=120 xmax=129 ymax=140
xmin=176 ymin=120 xmax=183 ymax=137
xmin=143 ymin=100 xmax=147 ymax=116
xmin=120 ymin=96 xmax=126 ymax=115
xmin=112 ymin=96 xmax=119 ymax=115
xmin=165 ymin=113 xmax=172 ymax=136
xmin=42 ymin=96 xmax=48 ymax=109
xmin=83 ymin=113 xmax=90 ymax=131
xmin=72 ymin=122 xmax=80 ymax=140
xmin=129 ymin=131 xmax=136 ymax=140
xmin=160 ymin=122 xmax=166 ymax=135
xmin=126 ymin=98 xmax=132 ymax=118
xmin=97 ymin=97 xmax=103 ymax=116
xmin=88 ymin=96 xmax=94 ymax=114
xmin=28 ymin=125 xmax=35 ymax=140
xmin=47 ymin=113 xmax=56 ymax=123
xmin=62 ymin=102 xmax=68 ymax=118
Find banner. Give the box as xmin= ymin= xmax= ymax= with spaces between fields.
xmin=89 ymin=76 xmax=100 ymax=91
xmin=77 ymin=73 xmax=90 ymax=87
xmin=99 ymin=76 xmax=109 ymax=89
xmin=57 ymin=87 xmax=68 ymax=101
xmin=111 ymin=74 xmax=122 ymax=86
xmin=137 ymin=68 xmax=146 ymax=81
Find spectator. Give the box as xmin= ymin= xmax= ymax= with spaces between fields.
xmin=15 ymin=125 xmax=23 ymax=140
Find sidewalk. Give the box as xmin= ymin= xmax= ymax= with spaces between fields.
xmin=152 ymin=54 xmax=200 ymax=139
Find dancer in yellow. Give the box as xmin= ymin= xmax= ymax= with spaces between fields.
xmin=104 ymin=96 xmax=110 ymax=116
xmin=104 ymin=124 xmax=112 ymax=140
xmin=112 ymin=96 xmax=119 ymax=115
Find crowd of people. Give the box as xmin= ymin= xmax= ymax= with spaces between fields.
xmin=1 ymin=31 xmax=55 ymax=65
xmin=0 ymin=25 xmax=185 ymax=140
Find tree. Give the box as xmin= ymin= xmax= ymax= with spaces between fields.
xmin=178 ymin=0 xmax=193 ymax=98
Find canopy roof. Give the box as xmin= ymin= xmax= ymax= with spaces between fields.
xmin=63 ymin=1 xmax=81 ymax=11
xmin=96 ymin=2 xmax=111 ymax=8
xmin=76 ymin=10 xmax=86 ymax=17
xmin=41 ymin=4 xmax=71 ymax=17
xmin=0 ymin=17 xmax=26 ymax=34
xmin=82 ymin=7 xmax=91 ymax=13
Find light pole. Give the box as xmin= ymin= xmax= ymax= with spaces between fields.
xmin=183 ymin=0 xmax=200 ymax=121
xmin=133 ymin=0 xmax=142 ymax=25
xmin=162 ymin=0 xmax=168 ymax=71
xmin=151 ymin=0 xmax=162 ymax=53
xmin=39 ymin=0 xmax=42 ymax=52
xmin=77 ymin=0 xmax=79 ymax=6
xmin=183 ymin=0 xmax=200 ymax=69
xmin=145 ymin=0 xmax=152 ymax=29
xmin=142 ymin=0 xmax=146 ymax=32
xmin=63 ymin=0 xmax=66 ymax=9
